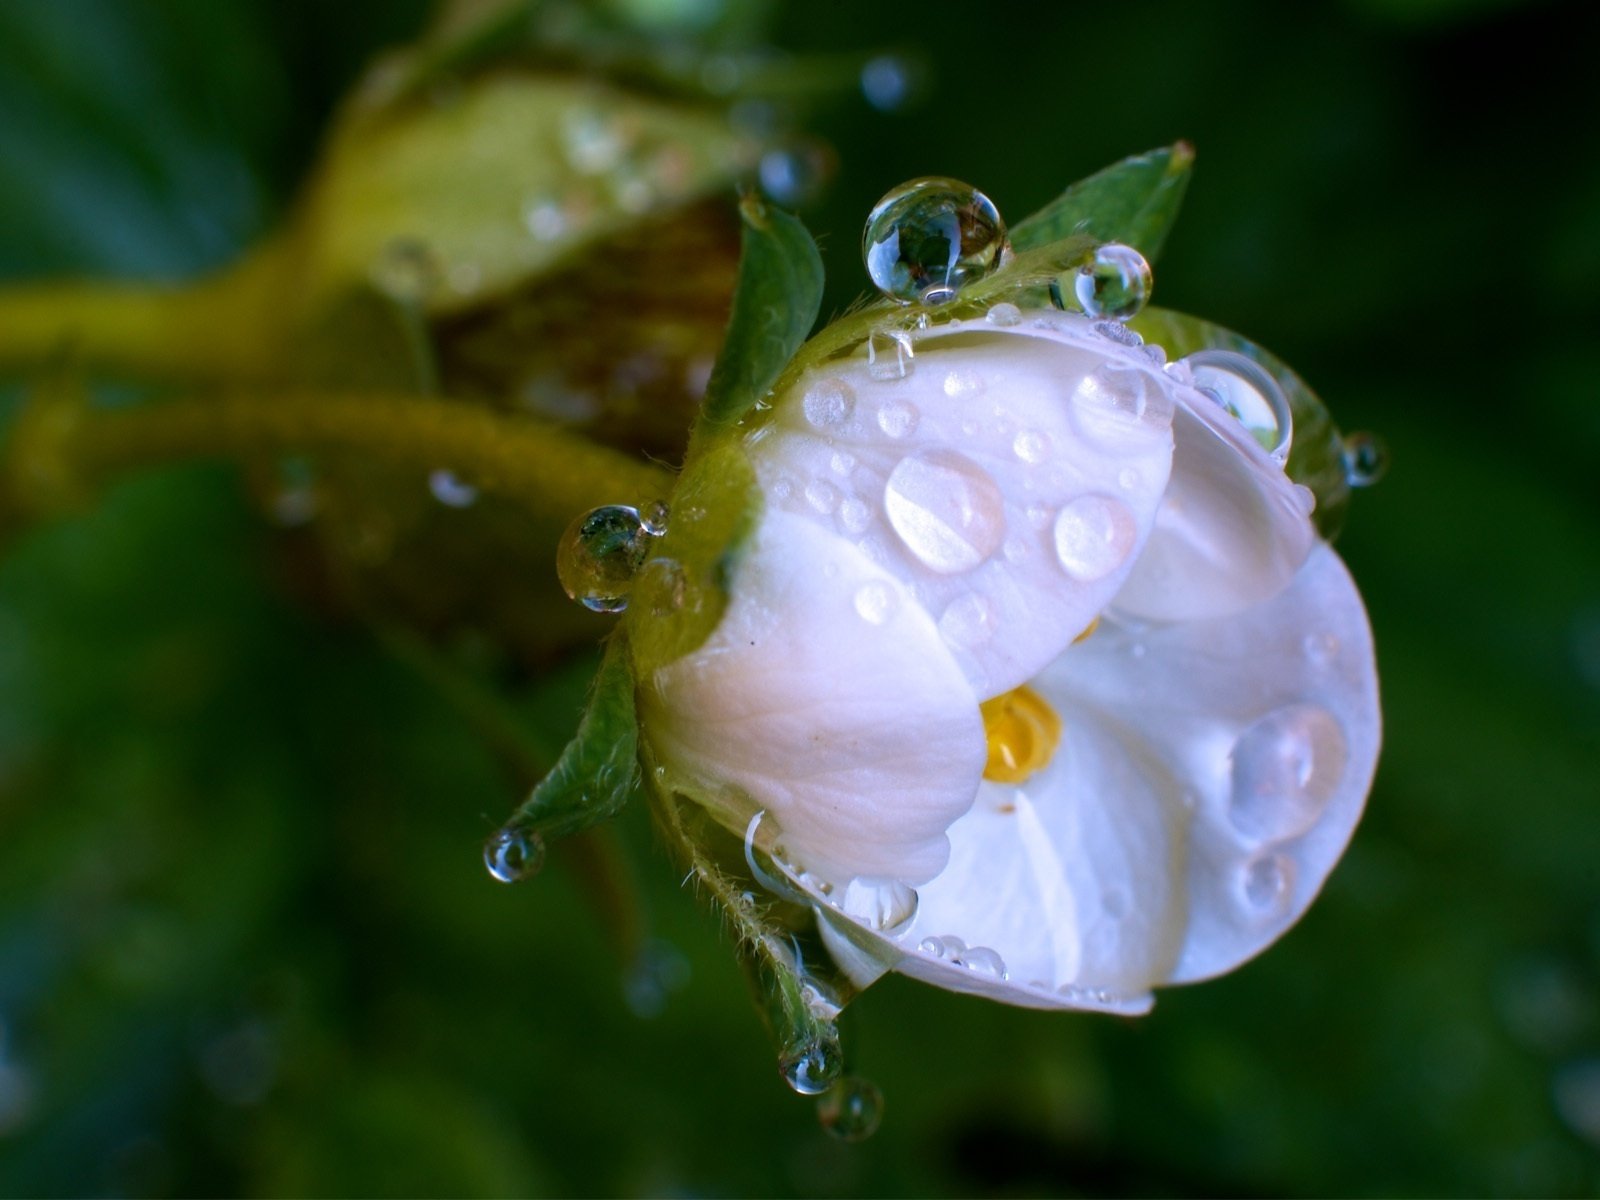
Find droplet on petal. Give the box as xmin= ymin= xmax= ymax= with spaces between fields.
xmin=1186 ymin=350 xmax=1293 ymax=463
xmin=1072 ymin=242 xmax=1152 ymax=321
xmin=1239 ymin=852 xmax=1295 ymax=916
xmin=883 ymin=450 xmax=1006 ymax=573
xmin=863 ymin=178 xmax=1006 ymax=305
xmin=840 ymin=878 xmax=918 ymax=934
xmin=876 ymin=399 xmax=920 ymax=438
xmin=1052 ymin=494 xmax=1137 ymax=581
xmin=1228 ymin=705 xmax=1347 ymax=842
xmin=803 ymin=379 xmax=856 ymax=429
xmin=557 ymin=505 xmax=650 ymax=613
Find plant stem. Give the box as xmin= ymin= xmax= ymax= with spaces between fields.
xmin=3 ymin=389 xmax=677 ymax=531
xmin=0 ymin=253 xmax=283 ymax=381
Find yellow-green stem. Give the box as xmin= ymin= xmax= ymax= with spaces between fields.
xmin=0 ymin=252 xmax=282 ymax=381
xmin=4 ymin=389 xmax=676 ymax=530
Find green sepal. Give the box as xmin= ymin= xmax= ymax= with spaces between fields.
xmin=626 ymin=440 xmax=762 ymax=674
xmin=1010 ymin=142 xmax=1195 ymax=263
xmin=496 ymin=632 xmax=639 ymax=843
xmin=1130 ymin=305 xmax=1352 ymax=537
xmin=698 ymin=194 xmax=825 ymax=430
xmin=640 ymin=754 xmax=852 ymax=1096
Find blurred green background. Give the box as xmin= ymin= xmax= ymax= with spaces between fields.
xmin=1 ymin=0 xmax=1598 ymax=1194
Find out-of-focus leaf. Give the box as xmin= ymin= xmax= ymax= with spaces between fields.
xmin=1010 ymin=142 xmax=1194 ymax=262
xmin=698 ymin=194 xmax=823 ymax=429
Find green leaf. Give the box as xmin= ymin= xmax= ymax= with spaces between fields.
xmin=1130 ymin=305 xmax=1351 ymax=537
xmin=497 ymin=633 xmax=638 ymax=842
xmin=1010 ymin=142 xmax=1195 ymax=262
xmin=698 ymin=194 xmax=824 ymax=428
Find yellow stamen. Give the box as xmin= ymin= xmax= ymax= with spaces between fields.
xmin=980 ymin=684 xmax=1063 ymax=784
xmin=1073 ymin=616 xmax=1099 ymax=644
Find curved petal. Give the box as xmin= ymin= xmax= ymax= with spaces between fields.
xmin=642 ymin=509 xmax=987 ymax=885
xmin=1113 ymin=396 xmax=1314 ymax=622
xmin=749 ymin=315 xmax=1174 ymax=699
xmin=799 ymin=542 xmax=1377 ymax=1008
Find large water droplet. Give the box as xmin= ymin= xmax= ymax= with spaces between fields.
xmin=1071 ymin=364 xmax=1174 ymax=441
xmin=1072 ymin=242 xmax=1152 ymax=322
xmin=840 ymin=878 xmax=918 ymax=934
xmin=781 ymin=1036 xmax=843 ymax=1095
xmin=1342 ymin=431 xmax=1389 ymax=487
xmin=1053 ymin=495 xmax=1137 ymax=581
xmin=986 ymin=301 xmax=1022 ymax=327
xmin=803 ymin=378 xmax=856 ymax=428
xmin=556 ymin=505 xmax=650 ymax=613
xmin=863 ymin=178 xmax=1006 ymax=305
xmin=484 ymin=828 xmax=545 ymax=883
xmin=1229 ymin=706 xmax=1347 ymax=842
xmin=1186 ymin=351 xmax=1293 ymax=463
xmin=884 ymin=450 xmax=1006 ymax=573
xmin=818 ymin=1075 xmax=884 ymax=1142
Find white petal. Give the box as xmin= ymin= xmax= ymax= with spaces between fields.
xmin=642 ymin=509 xmax=986 ymax=884
xmin=750 ymin=315 xmax=1174 ymax=698
xmin=1037 ymin=542 xmax=1379 ymax=985
xmin=1113 ymin=397 xmax=1314 ymax=622
xmin=799 ymin=543 xmax=1377 ymax=1008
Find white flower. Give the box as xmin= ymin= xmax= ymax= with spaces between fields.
xmin=640 ymin=311 xmax=1380 ymax=1013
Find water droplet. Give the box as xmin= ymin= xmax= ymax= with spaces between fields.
xmin=863 ymin=178 xmax=1006 ymax=305
xmin=1303 ymin=631 xmax=1339 ymax=668
xmin=1071 ymin=364 xmax=1173 ymax=437
xmin=1072 ymin=242 xmax=1153 ymax=321
xmin=557 ymin=505 xmax=650 ymax=613
xmin=1342 ymin=430 xmax=1389 ymax=487
xmin=943 ymin=370 xmax=984 ymax=399
xmin=484 ymin=828 xmax=545 ymax=883
xmin=861 ymin=54 xmax=915 ymax=111
xmin=938 ymin=593 xmax=996 ymax=649
xmin=781 ymin=1036 xmax=843 ymax=1095
xmin=1013 ymin=430 xmax=1048 ymax=463
xmin=639 ymin=500 xmax=670 ymax=537
xmin=959 ymin=945 xmax=1007 ymax=978
xmin=830 ymin=450 xmax=857 ymax=476
xmin=371 ymin=238 xmax=441 ymax=303
xmin=1229 ymin=706 xmax=1347 ymax=842
xmin=884 ymin=450 xmax=1006 ymax=573
xmin=853 ymin=581 xmax=896 ymax=625
xmin=866 ymin=330 xmax=915 ymax=380
xmin=742 ymin=811 xmax=808 ymax=904
xmin=876 ymin=399 xmax=920 ymax=438
xmin=561 ymin=107 xmax=628 ymax=175
xmin=1117 ymin=467 xmax=1141 ymax=490
xmin=803 ymin=378 xmax=856 ymax=428
xmin=1240 ymin=853 xmax=1294 ymax=914
xmin=805 ymin=479 xmax=841 ymax=515
xmin=986 ymin=301 xmax=1023 ymax=327
xmin=1053 ymin=495 xmax=1137 ymax=581
xmin=840 ymin=878 xmax=918 ymax=933
xmin=428 ymin=469 xmax=478 ymax=508
xmin=818 ymin=1075 xmax=884 ymax=1142
xmin=839 ymin=497 xmax=872 ymax=533
xmin=1187 ymin=351 xmax=1293 ymax=463
xmin=523 ymin=196 xmax=568 ymax=241
xmin=918 ymin=937 xmax=945 ymax=957
xmin=758 ymin=138 xmax=836 ymax=208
